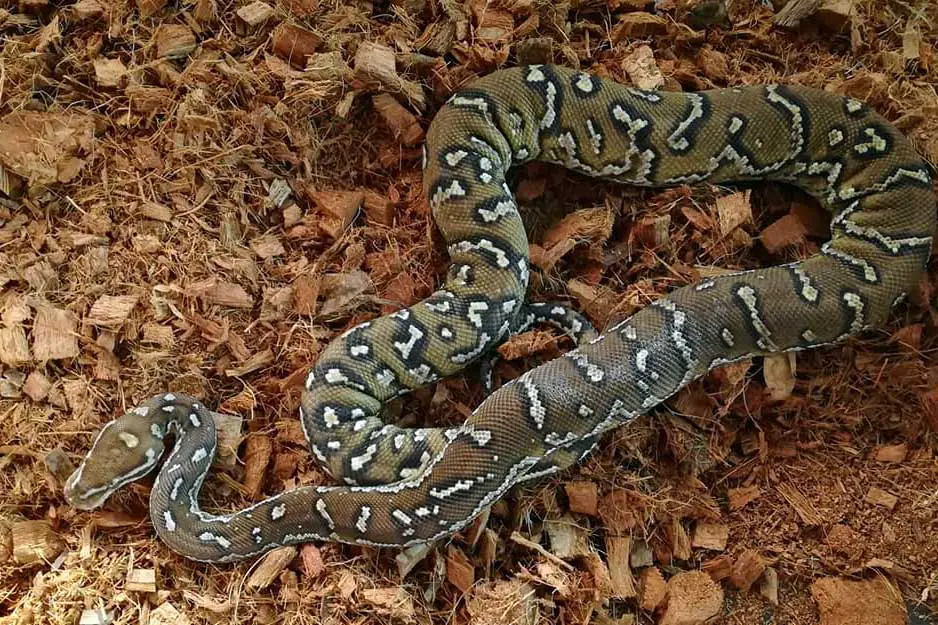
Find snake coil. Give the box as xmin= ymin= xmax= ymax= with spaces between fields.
xmin=65 ymin=65 xmax=935 ymax=563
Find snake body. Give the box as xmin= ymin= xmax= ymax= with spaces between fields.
xmin=64 ymin=65 xmax=935 ymax=563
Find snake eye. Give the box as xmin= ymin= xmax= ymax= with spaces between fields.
xmin=64 ymin=412 xmax=166 ymax=511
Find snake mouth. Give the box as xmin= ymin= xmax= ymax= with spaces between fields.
xmin=63 ymin=470 xmax=111 ymax=511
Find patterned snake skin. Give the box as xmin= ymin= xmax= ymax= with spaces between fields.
xmin=64 ymin=65 xmax=936 ymax=563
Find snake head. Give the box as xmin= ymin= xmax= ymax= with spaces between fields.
xmin=64 ymin=409 xmax=167 ymax=511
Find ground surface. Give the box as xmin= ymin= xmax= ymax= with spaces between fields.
xmin=1 ymin=0 xmax=937 ymax=623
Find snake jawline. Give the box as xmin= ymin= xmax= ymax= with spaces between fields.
xmin=63 ymin=64 xmax=935 ymax=562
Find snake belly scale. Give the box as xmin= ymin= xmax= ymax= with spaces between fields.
xmin=64 ymin=65 xmax=935 ymax=563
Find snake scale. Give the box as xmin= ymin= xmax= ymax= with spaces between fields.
xmin=64 ymin=65 xmax=936 ymax=563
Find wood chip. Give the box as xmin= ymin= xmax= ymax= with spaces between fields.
xmin=639 ymin=567 xmax=667 ymax=611
xmin=692 ymin=521 xmax=729 ymax=551
xmin=88 ymin=294 xmax=138 ymax=329
xmin=811 ymin=577 xmax=906 ymax=625
xmin=564 ymin=481 xmax=598 ymax=516
xmin=475 ymin=9 xmax=513 ymax=41
xmin=372 ymin=94 xmax=424 ymax=146
xmin=760 ymin=566 xmax=779 ymax=605
xmin=32 ymin=305 xmax=79 ymax=361
xmin=445 ymin=545 xmax=474 ymax=593
xmin=272 ymin=23 xmax=322 ymax=69
xmin=544 ymin=514 xmax=591 ymax=559
xmin=23 ymin=370 xmax=51 ymax=401
xmin=865 ymin=486 xmax=898 ymax=510
xmin=361 ymin=587 xmax=416 ymax=622
xmin=902 ymin=26 xmax=921 ymax=61
xmin=729 ymin=549 xmax=766 ymax=592
xmin=764 ymin=352 xmax=796 ymax=401
xmin=210 ymin=411 xmax=244 ymax=470
xmin=362 ymin=189 xmax=394 ymax=226
xmin=247 ymin=546 xmax=297 ymax=590
xmin=660 ymin=571 xmax=724 ymax=625
xmin=236 ymin=1 xmax=274 ymax=26
xmin=11 ymin=520 xmax=66 ymax=564
xmin=292 ymin=274 xmax=320 ymax=316
xmin=250 ymin=233 xmax=285 ymax=259
xmin=761 ymin=213 xmax=808 ymax=254
xmin=192 ymin=279 xmax=254 ymax=309
xmin=395 ymin=542 xmax=432 ymax=580
xmin=873 ymin=443 xmax=908 ymax=463
xmin=777 ymin=482 xmax=825 ymax=526
xmin=318 ymin=270 xmax=374 ymax=317
xmin=716 ymin=190 xmax=752 ymax=236
xmin=93 ymin=57 xmax=126 ymax=87
xmin=126 ymin=568 xmax=158 ymax=593
xmin=153 ymin=24 xmax=197 ymax=59
xmin=630 ymin=538 xmax=654 ymax=569
xmin=0 ymin=325 xmax=29 ymax=365
xmin=702 ymin=555 xmax=733 ymax=581
xmin=606 ymin=535 xmax=637 ymax=598
xmin=815 ymin=0 xmax=855 ymax=31
xmin=667 ymin=517 xmax=692 ymax=560
xmin=772 ymin=0 xmax=821 ymax=27
xmin=79 ymin=609 xmax=113 ymax=625
xmin=149 ymin=603 xmax=191 ymax=625
xmin=611 ymin=12 xmax=668 ymax=42
xmin=727 ymin=485 xmax=761 ymax=511
xmin=621 ymin=45 xmax=664 ymax=90
xmin=242 ymin=433 xmax=272 ymax=499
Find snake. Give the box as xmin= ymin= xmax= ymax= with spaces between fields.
xmin=63 ymin=65 xmax=936 ymax=563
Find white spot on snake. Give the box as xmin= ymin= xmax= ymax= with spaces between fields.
xmin=586 ymin=119 xmax=603 ymax=154
xmin=468 ymin=428 xmax=492 ymax=447
xmin=376 ymin=368 xmax=395 ymax=387
xmin=322 ymin=406 xmax=339 ymax=428
xmin=450 ymin=239 xmax=510 ymax=268
xmin=668 ymin=94 xmax=705 ymax=151
xmin=841 ymin=292 xmax=866 ymax=337
xmin=802 ymin=329 xmax=818 ymax=343
xmin=170 ymin=477 xmax=183 ymax=501
xmin=445 ymin=150 xmax=468 ymax=167
xmin=792 ymin=267 xmax=819 ymax=302
xmin=191 ymin=447 xmax=208 ymax=463
xmin=150 ymin=423 xmax=163 ymax=439
xmin=430 ymin=479 xmax=475 ymax=500
xmin=854 ymin=127 xmax=888 ymax=155
xmin=394 ymin=325 xmax=424 ymax=360
xmin=525 ymin=65 xmax=545 ymax=82
xmin=350 ymin=444 xmax=378 ymax=472
xmin=502 ymin=299 xmax=517 ymax=313
xmin=271 ymin=503 xmax=286 ymax=520
xmin=721 ymin=328 xmax=735 ymax=347
xmin=199 ymin=532 xmax=232 ymax=549
xmin=392 ymin=509 xmax=413 ymax=525
xmin=635 ymin=349 xmax=648 ymax=373
xmin=477 ymin=199 xmax=516 ymax=223
xmin=450 ymin=331 xmax=491 ymax=364
xmin=430 ymin=180 xmax=466 ymax=211
xmin=425 ymin=299 xmax=452 ymax=313
xmin=189 ymin=413 xmax=201 ymax=428
xmin=392 ymin=309 xmax=410 ymax=321
xmin=355 ymin=506 xmax=371 ymax=533
xmin=820 ymin=242 xmax=878 ymax=282
xmin=736 ymin=285 xmax=778 ymax=351
xmin=440 ymin=327 xmax=453 ymax=339
xmin=350 ymin=344 xmax=369 ymax=357
xmin=516 ymin=148 xmax=529 ymax=160
xmin=828 ymin=129 xmax=844 ymax=146
xmin=522 ymin=378 xmax=546 ymax=429
xmin=467 ymin=301 xmax=489 ymax=327
xmin=578 ymin=405 xmax=593 ymax=417
xmin=316 ymin=499 xmax=334 ymax=529
xmin=118 ymin=432 xmax=139 ymax=448
xmin=728 ymin=116 xmax=744 ymax=134
xmin=393 ymin=434 xmax=405 ymax=450
xmin=845 ymin=98 xmax=863 ymax=113
xmin=325 ymin=368 xmax=349 ymax=385
xmin=161 ymin=405 xmax=175 ymax=413
xmin=408 ymin=364 xmax=436 ymax=384
xmin=164 ymin=393 xmax=176 ymax=402
xmin=163 ymin=510 xmax=176 ymax=531
xmin=574 ymin=73 xmax=593 ymax=93
xmin=567 ymin=352 xmax=605 ymax=382
xmin=695 ymin=279 xmax=716 ymax=291
xmin=134 ymin=406 xmax=150 ymax=417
